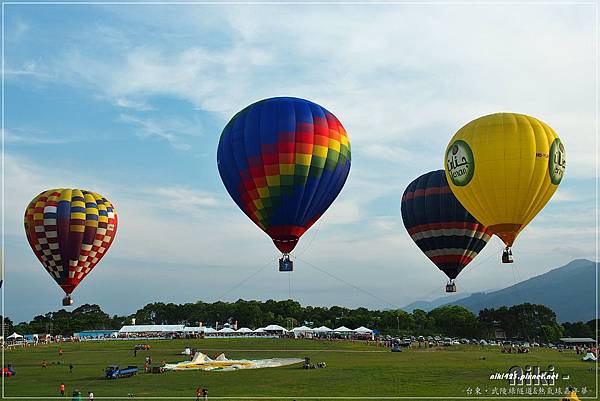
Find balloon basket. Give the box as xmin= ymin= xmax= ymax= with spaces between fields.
xmin=62 ymin=295 xmax=73 ymax=306
xmin=502 ymin=248 xmax=514 ymax=264
xmin=445 ymin=281 xmax=457 ymax=293
xmin=279 ymin=254 xmax=293 ymax=272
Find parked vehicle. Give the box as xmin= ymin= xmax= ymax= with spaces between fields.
xmin=105 ymin=365 xmax=138 ymax=379
xmin=391 ymin=345 xmax=402 ymax=352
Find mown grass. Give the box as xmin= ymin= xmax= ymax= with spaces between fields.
xmin=3 ymin=338 xmax=596 ymax=400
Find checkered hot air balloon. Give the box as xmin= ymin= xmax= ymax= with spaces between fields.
xmin=401 ymin=170 xmax=491 ymax=292
xmin=217 ymin=97 xmax=351 ymax=271
xmin=24 ymin=189 xmax=117 ymax=305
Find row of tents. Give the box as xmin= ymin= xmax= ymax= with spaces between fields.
xmin=116 ymin=324 xmax=375 ymax=339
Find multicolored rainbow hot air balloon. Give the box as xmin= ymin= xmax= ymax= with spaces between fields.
xmin=444 ymin=113 xmax=566 ymax=263
xmin=401 ymin=170 xmax=491 ymax=292
xmin=24 ymin=188 xmax=117 ymax=305
xmin=217 ymin=97 xmax=351 ymax=271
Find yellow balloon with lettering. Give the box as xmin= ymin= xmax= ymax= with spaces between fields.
xmin=444 ymin=113 xmax=566 ymax=257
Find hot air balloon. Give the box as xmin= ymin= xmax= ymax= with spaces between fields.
xmin=401 ymin=170 xmax=491 ymax=292
xmin=24 ymin=189 xmax=117 ymax=305
xmin=444 ymin=113 xmax=566 ymax=263
xmin=217 ymin=97 xmax=351 ymax=271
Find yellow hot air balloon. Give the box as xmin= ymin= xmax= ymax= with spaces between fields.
xmin=444 ymin=113 xmax=566 ymax=263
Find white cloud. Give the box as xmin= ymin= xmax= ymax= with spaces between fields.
xmin=551 ymin=189 xmax=577 ymax=202
xmin=5 ymin=61 xmax=54 ymax=80
xmin=119 ymin=114 xmax=198 ymax=150
xmin=3 ymin=128 xmax=76 ymax=145
xmin=115 ymin=97 xmax=155 ymax=111
xmin=17 ymin=5 xmax=593 ymax=178
xmin=153 ymin=187 xmax=221 ymax=210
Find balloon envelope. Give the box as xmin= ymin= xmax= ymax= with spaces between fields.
xmin=217 ymin=97 xmax=351 ymax=253
xmin=24 ymin=188 xmax=117 ymax=295
xmin=401 ymin=170 xmax=491 ymax=279
xmin=444 ymin=113 xmax=565 ymax=247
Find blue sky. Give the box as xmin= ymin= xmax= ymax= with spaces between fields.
xmin=3 ymin=3 xmax=597 ymax=322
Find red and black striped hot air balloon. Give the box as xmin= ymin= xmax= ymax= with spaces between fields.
xmin=401 ymin=170 xmax=491 ymax=292
xmin=24 ymin=188 xmax=117 ymax=305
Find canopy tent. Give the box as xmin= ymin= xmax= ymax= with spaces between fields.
xmin=218 ymin=328 xmax=236 ymax=333
xmin=291 ymin=326 xmax=314 ymax=338
xmin=7 ymin=332 xmax=23 ymax=340
xmin=353 ymin=326 xmax=374 ymax=339
xmin=203 ymin=327 xmax=218 ymax=335
xmin=183 ymin=326 xmax=205 ymax=333
xmin=313 ymin=326 xmax=333 ymax=333
xmin=292 ymin=326 xmax=313 ymax=332
xmin=333 ymin=326 xmax=354 ymax=333
xmin=354 ymin=326 xmax=373 ymax=333
xmin=236 ymin=327 xmax=253 ymax=333
xmin=118 ymin=325 xmax=185 ymax=334
xmin=560 ymin=337 xmax=597 ymax=345
xmin=254 ymin=328 xmax=266 ymax=333
xmin=263 ymin=324 xmax=288 ymax=332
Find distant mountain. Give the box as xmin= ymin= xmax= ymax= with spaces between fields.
xmin=446 ymin=259 xmax=598 ymax=323
xmin=402 ymin=292 xmax=472 ymax=312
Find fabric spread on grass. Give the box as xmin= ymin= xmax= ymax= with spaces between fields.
xmin=164 ymin=352 xmax=303 ymax=371
xmin=582 ymin=352 xmax=597 ymax=362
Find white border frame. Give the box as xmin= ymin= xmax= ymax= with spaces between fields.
xmin=1 ymin=1 xmax=598 ymax=399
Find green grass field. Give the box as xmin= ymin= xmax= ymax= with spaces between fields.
xmin=3 ymin=339 xmax=596 ymax=400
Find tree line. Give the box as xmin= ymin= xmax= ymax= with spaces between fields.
xmin=2 ymin=299 xmax=596 ymax=343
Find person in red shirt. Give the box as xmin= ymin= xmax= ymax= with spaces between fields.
xmin=59 ymin=383 xmax=65 ymax=396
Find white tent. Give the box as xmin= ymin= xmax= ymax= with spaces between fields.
xmin=354 ymin=326 xmax=373 ymax=333
xmin=7 ymin=332 xmax=23 ymax=340
xmin=333 ymin=326 xmax=354 ymax=333
xmin=292 ymin=326 xmax=313 ymax=332
xmin=313 ymin=326 xmax=333 ymax=333
xmin=218 ymin=327 xmax=235 ymax=333
xmin=183 ymin=326 xmax=205 ymax=334
xmin=354 ymin=326 xmax=374 ymax=339
xmin=254 ymin=328 xmax=266 ymax=333
xmin=291 ymin=326 xmax=314 ymax=338
xmin=118 ymin=325 xmax=185 ymax=334
xmin=263 ymin=324 xmax=288 ymax=332
xmin=236 ymin=327 xmax=253 ymax=333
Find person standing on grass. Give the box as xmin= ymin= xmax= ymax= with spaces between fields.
xmin=88 ymin=391 xmax=94 ymax=401
xmin=59 ymin=347 xmax=63 ymax=357
xmin=202 ymin=388 xmax=208 ymax=401
xmin=60 ymin=383 xmax=65 ymax=396
xmin=195 ymin=387 xmax=202 ymax=401
xmin=69 ymin=363 xmax=74 ymax=373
